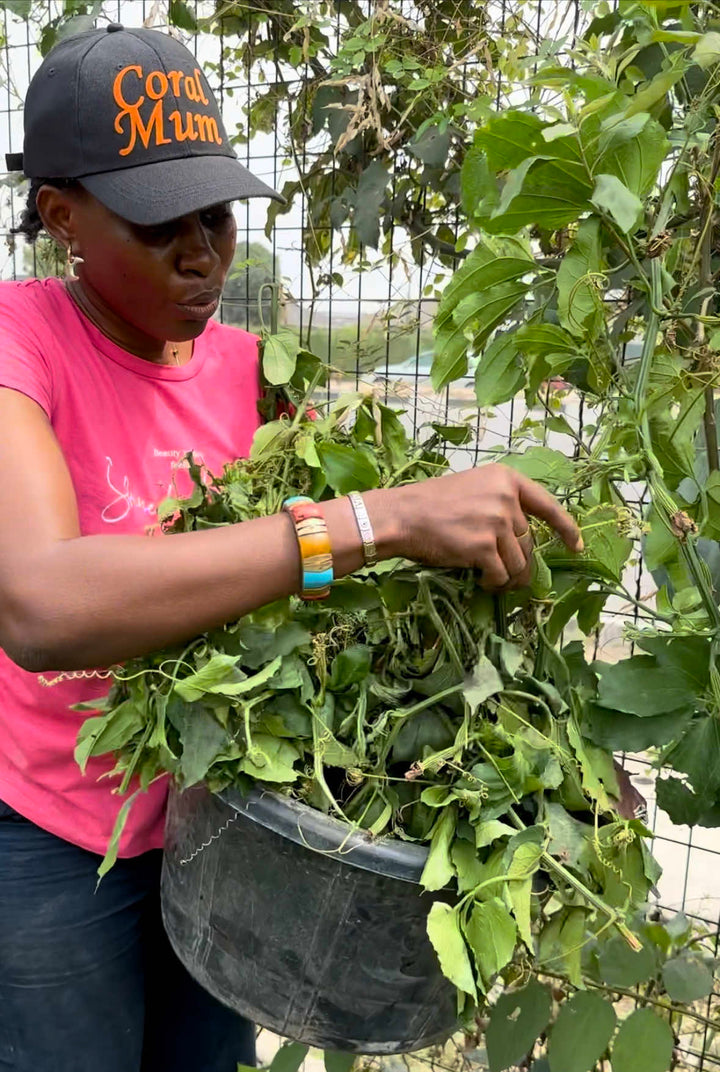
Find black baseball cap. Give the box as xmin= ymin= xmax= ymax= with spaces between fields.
xmin=6 ymin=24 xmax=283 ymax=224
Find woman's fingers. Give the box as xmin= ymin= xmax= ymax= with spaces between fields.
xmin=497 ymin=531 xmax=529 ymax=585
xmin=478 ymin=549 xmax=510 ymax=590
xmin=517 ymin=474 xmax=583 ymax=551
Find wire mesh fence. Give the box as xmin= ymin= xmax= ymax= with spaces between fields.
xmin=1 ymin=0 xmax=720 ymax=1068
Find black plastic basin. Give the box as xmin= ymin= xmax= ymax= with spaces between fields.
xmin=161 ymin=783 xmax=458 ymax=1054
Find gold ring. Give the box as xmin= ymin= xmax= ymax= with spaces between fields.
xmin=516 ymin=527 xmax=531 ymax=540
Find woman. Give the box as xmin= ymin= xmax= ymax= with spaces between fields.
xmin=0 ymin=23 xmax=582 ymax=1072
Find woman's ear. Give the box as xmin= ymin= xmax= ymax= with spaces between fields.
xmin=35 ymin=184 xmax=80 ymax=251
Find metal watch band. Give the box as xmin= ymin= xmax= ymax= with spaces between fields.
xmin=347 ymin=491 xmax=378 ymax=568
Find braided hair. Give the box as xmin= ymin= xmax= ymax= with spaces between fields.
xmin=12 ymin=177 xmax=79 ymax=242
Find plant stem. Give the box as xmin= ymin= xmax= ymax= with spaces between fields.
xmin=700 ymin=125 xmax=720 ymax=473
xmin=638 ymin=261 xmax=720 ymax=628
xmin=538 ymin=969 xmax=718 ymax=1030
xmin=507 ymin=809 xmax=642 ymax=951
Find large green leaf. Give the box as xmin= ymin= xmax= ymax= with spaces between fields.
xmin=484 ymin=159 xmax=593 ymax=233
xmin=426 ymin=902 xmax=477 ymax=1000
xmin=475 ymin=332 xmax=525 ymax=406
xmin=546 ymin=803 xmax=594 ymax=873
xmin=476 ymin=112 xmax=582 ymax=171
xmin=548 ymin=991 xmax=616 ymax=1072
xmin=263 ymin=331 xmax=300 ymax=386
xmin=502 ymin=446 xmax=575 ymax=486
xmin=205 ymin=657 xmax=283 ymax=697
xmin=352 ymin=161 xmax=388 ymax=248
xmin=596 ymin=655 xmax=697 ymax=716
xmin=694 ymin=31 xmax=720 ymax=68
xmin=594 ymin=114 xmax=669 ymax=196
xmin=316 ymin=442 xmax=380 ymax=493
xmin=556 ymin=219 xmax=604 ymax=338
xmin=664 ymin=716 xmax=720 ymax=796
xmin=432 ymin=242 xmax=534 ymax=389
xmin=636 ymin=634 xmax=711 ymax=693
xmin=239 ymin=734 xmax=300 ymax=783
xmin=463 ymin=897 xmax=517 ymax=991
xmin=649 ymin=387 xmax=705 ymax=489
xmin=323 ymin=1052 xmax=355 ymax=1072
xmin=596 ymin=934 xmax=658 ymax=988
xmin=256 ymin=1042 xmax=308 ymax=1072
xmin=610 ymin=1009 xmax=673 ymax=1072
xmin=74 ymin=700 xmax=144 ymax=772
xmin=486 ymin=981 xmax=553 ymax=1072
xmin=580 ymin=505 xmax=633 ymax=581
xmin=656 ymin=776 xmax=720 ymax=827
xmin=583 ymin=704 xmax=691 ymax=751
xmin=167 ymin=700 xmax=229 ymax=787
xmin=409 ymin=124 xmax=451 ymax=167
xmin=625 ymin=63 xmax=688 ymax=118
xmin=662 ymin=955 xmax=714 ymax=1003
xmin=516 ymin=323 xmax=579 ymax=394
xmin=461 ymin=145 xmax=499 ymax=218
xmin=591 ymin=174 xmax=643 ymax=233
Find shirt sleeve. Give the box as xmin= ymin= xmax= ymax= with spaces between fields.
xmin=0 ymin=282 xmax=54 ymax=418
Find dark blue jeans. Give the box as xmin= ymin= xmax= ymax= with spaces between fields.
xmin=0 ymin=799 xmax=256 ymax=1072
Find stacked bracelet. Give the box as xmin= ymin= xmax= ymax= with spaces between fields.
xmin=283 ymin=495 xmax=334 ymax=600
xmin=347 ymin=491 xmax=378 ymax=567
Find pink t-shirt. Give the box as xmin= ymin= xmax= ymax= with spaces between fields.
xmin=0 ymin=277 xmax=262 ymax=856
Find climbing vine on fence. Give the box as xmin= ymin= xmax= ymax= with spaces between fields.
xmin=8 ymin=0 xmax=720 ymax=1068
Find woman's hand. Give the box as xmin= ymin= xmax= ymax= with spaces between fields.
xmin=377 ymin=463 xmax=582 ymax=590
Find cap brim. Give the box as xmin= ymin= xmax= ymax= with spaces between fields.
xmin=78 ymin=154 xmax=284 ymax=225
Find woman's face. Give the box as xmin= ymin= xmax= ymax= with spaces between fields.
xmin=41 ymin=185 xmax=237 ymax=355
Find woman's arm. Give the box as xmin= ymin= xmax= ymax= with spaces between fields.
xmin=0 ymin=389 xmax=579 ymax=671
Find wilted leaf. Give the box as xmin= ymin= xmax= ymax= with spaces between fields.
xmin=239 ymin=734 xmax=300 ymax=782
xmin=463 ymin=655 xmax=504 ymax=713
xmin=420 ymin=806 xmax=456 ymax=891
xmin=426 ymin=902 xmax=477 ymax=1000
xmin=174 ymin=654 xmax=244 ymax=703
xmin=693 ymin=31 xmax=720 ymax=68
xmin=464 ymin=897 xmax=517 ymax=990
xmin=74 ymin=700 xmax=144 ymax=772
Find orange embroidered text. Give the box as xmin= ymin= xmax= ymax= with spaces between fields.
xmin=112 ymin=65 xmax=220 ymax=157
